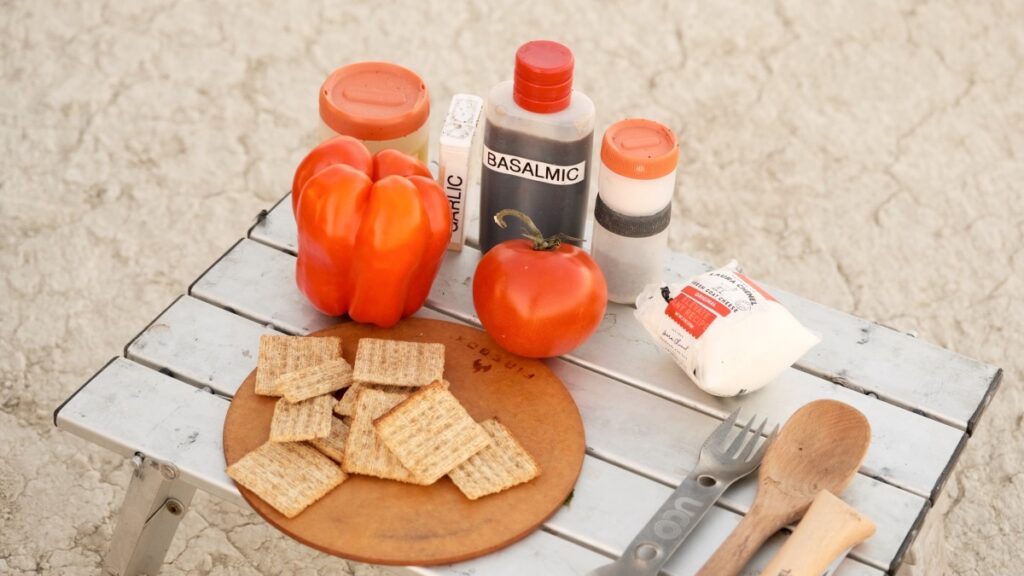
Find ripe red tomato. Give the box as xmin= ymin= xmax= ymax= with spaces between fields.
xmin=473 ymin=212 xmax=607 ymax=358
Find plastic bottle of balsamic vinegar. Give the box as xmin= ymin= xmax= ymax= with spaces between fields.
xmin=478 ymin=40 xmax=595 ymax=253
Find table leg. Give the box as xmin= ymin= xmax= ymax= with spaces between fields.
xmin=105 ymin=454 xmax=196 ymax=576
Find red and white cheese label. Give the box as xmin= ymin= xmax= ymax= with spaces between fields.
xmin=666 ymin=288 xmax=720 ymax=338
xmin=665 ymin=268 xmax=772 ymax=338
xmin=635 ymin=261 xmax=819 ymax=397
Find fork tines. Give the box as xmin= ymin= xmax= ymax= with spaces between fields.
xmin=710 ymin=409 xmax=779 ymax=463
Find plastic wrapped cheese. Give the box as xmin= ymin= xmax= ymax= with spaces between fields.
xmin=634 ymin=261 xmax=820 ymax=397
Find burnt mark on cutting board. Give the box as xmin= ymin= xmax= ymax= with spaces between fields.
xmin=455 ymin=334 xmax=537 ymax=379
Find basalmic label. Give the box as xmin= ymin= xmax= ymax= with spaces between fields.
xmin=483 ymin=145 xmax=586 ymax=186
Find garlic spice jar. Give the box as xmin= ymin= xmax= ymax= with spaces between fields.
xmin=319 ymin=62 xmax=430 ymax=162
xmin=591 ymin=119 xmax=679 ymax=304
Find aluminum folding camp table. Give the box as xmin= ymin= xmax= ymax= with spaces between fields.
xmin=54 ymin=191 xmax=1002 ymax=576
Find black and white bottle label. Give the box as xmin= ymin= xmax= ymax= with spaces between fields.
xmin=483 ymin=145 xmax=586 ymax=186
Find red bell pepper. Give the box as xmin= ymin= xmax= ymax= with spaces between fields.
xmin=291 ymin=136 xmax=452 ymax=327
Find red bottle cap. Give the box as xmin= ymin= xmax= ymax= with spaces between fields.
xmin=514 ymin=40 xmax=574 ymax=114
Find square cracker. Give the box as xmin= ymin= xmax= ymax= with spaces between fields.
xmin=352 ymin=338 xmax=444 ymax=387
xmin=374 ymin=382 xmax=491 ymax=484
xmin=255 ymin=335 xmax=342 ymax=396
xmin=270 ymin=395 xmax=334 ymax=442
xmin=226 ymin=441 xmax=347 ymax=518
xmin=334 ymin=381 xmax=449 ymax=417
xmin=333 ymin=383 xmax=364 ymax=418
xmin=449 ymin=418 xmax=542 ymax=500
xmin=342 ymin=387 xmax=428 ymax=484
xmin=277 ymin=358 xmax=353 ymax=403
xmin=309 ymin=417 xmax=350 ymax=464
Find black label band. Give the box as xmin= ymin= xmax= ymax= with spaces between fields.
xmin=594 ymin=195 xmax=672 ymax=238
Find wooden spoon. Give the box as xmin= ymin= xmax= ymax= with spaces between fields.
xmin=695 ymin=399 xmax=871 ymax=576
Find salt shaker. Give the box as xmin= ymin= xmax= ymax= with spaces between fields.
xmin=591 ymin=119 xmax=679 ymax=304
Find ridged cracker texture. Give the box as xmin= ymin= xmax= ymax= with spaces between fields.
xmin=226 ymin=441 xmax=348 ymax=518
xmin=255 ymin=335 xmax=342 ymax=396
xmin=277 ymin=358 xmax=353 ymax=403
xmin=309 ymin=416 xmax=350 ymax=464
xmin=448 ymin=418 xmax=541 ymax=500
xmin=374 ymin=382 xmax=492 ymax=485
xmin=342 ymin=387 xmax=428 ymax=484
xmin=269 ymin=395 xmax=334 ymax=442
xmin=332 ymin=382 xmax=365 ymax=417
xmin=352 ymin=338 xmax=445 ymax=387
xmin=334 ymin=382 xmax=443 ymax=417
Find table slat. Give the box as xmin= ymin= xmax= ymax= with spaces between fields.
xmin=56 ymin=358 xmax=241 ymax=505
xmin=248 ymin=193 xmax=297 ymax=254
xmin=125 ymin=295 xmax=280 ymax=397
xmin=192 ymin=239 xmax=335 ymax=335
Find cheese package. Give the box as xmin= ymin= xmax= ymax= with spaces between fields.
xmin=634 ymin=261 xmax=819 ymax=397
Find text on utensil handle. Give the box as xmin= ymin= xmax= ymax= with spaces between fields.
xmin=653 ymin=496 xmax=703 ymax=539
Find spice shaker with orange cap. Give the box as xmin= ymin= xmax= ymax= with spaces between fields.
xmin=478 ymin=40 xmax=595 ymax=252
xmin=591 ymin=118 xmax=679 ymax=304
xmin=319 ymin=61 xmax=430 ymax=162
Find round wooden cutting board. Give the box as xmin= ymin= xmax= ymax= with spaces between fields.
xmin=223 ymin=317 xmax=586 ymax=566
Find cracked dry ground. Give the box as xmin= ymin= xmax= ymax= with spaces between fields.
xmin=1 ymin=1 xmax=1022 ymax=575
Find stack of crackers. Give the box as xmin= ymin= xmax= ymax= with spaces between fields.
xmin=226 ymin=334 xmax=541 ymax=519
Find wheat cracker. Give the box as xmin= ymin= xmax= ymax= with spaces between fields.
xmin=374 ymin=381 xmax=491 ymax=484
xmin=333 ymin=381 xmax=445 ymax=417
xmin=448 ymin=418 xmax=541 ymax=500
xmin=352 ymin=338 xmax=444 ymax=387
xmin=309 ymin=417 xmax=350 ymax=464
xmin=255 ymin=335 xmax=342 ymax=396
xmin=226 ymin=441 xmax=347 ymax=518
xmin=342 ymin=387 xmax=429 ymax=484
xmin=270 ymin=395 xmax=334 ymax=442
xmin=277 ymin=358 xmax=353 ymax=403
xmin=333 ymin=382 xmax=367 ymax=417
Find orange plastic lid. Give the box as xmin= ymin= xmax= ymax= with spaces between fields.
xmin=601 ymin=119 xmax=679 ymax=180
xmin=319 ymin=62 xmax=430 ymax=141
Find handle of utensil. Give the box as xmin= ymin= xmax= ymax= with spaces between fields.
xmin=760 ymin=490 xmax=876 ymax=576
xmin=611 ymin=466 xmax=730 ymax=576
xmin=694 ymin=497 xmax=789 ymax=576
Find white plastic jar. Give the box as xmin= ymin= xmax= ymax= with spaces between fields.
xmin=319 ymin=62 xmax=430 ymax=162
xmin=590 ymin=119 xmax=679 ymax=304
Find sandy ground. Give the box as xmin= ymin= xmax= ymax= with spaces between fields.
xmin=1 ymin=0 xmax=1021 ymax=574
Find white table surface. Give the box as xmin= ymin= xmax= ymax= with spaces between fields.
xmin=55 ymin=192 xmax=1001 ymax=576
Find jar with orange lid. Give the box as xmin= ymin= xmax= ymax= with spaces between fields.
xmin=319 ymin=62 xmax=430 ymax=162
xmin=591 ymin=118 xmax=680 ymax=304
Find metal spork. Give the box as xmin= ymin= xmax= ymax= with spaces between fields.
xmin=587 ymin=409 xmax=777 ymax=576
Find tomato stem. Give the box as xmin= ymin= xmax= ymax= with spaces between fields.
xmin=493 ymin=209 xmax=580 ymax=251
